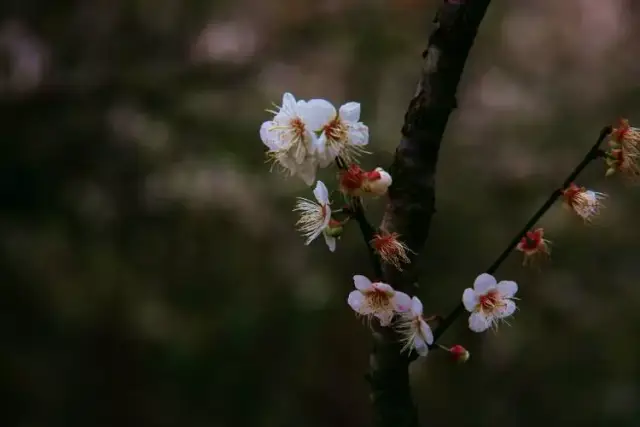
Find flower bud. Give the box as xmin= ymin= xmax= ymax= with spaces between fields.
xmin=325 ymin=219 xmax=344 ymax=237
xmin=362 ymin=167 xmax=392 ymax=196
xmin=449 ymin=345 xmax=470 ymax=363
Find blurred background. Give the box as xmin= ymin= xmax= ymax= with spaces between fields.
xmin=1 ymin=0 xmax=640 ymax=426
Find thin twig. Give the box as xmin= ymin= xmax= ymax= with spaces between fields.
xmin=431 ymin=125 xmax=613 ymax=344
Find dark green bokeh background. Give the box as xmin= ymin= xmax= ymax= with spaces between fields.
xmin=2 ymin=0 xmax=640 ymax=426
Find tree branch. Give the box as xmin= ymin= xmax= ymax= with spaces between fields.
xmin=431 ymin=125 xmax=612 ymax=343
xmin=367 ymin=1 xmax=493 ymax=426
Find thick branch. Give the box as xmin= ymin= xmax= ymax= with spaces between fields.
xmin=368 ymin=1 xmax=492 ymax=426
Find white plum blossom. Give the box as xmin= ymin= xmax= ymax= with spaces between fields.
xmin=462 ymin=273 xmax=518 ymax=333
xmin=260 ymin=93 xmax=324 ymax=185
xmin=395 ymin=296 xmax=434 ymax=356
xmin=294 ymin=181 xmax=332 ymax=248
xmin=305 ymin=99 xmax=369 ymax=166
xmin=347 ymin=275 xmax=411 ymax=326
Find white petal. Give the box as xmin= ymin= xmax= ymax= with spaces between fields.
xmin=347 ymin=290 xmax=366 ymax=313
xmin=338 ymin=102 xmax=361 ymax=122
xmin=496 ymin=280 xmax=518 ymax=298
xmin=468 ymin=312 xmax=491 ymax=333
xmin=419 ymin=319 xmax=434 ymax=345
xmin=302 ymin=99 xmax=336 ymax=131
xmin=413 ymin=336 xmax=429 ymax=357
xmin=462 ymin=288 xmax=478 ymax=312
xmin=392 ymin=291 xmax=412 ymax=313
xmin=411 ymin=297 xmax=423 ymax=316
xmin=474 ymin=273 xmax=497 ymax=293
xmin=376 ymin=310 xmax=394 ymax=327
xmin=347 ymin=123 xmax=369 ymax=146
xmin=297 ymin=161 xmax=317 ymax=186
xmin=497 ymin=299 xmax=516 ymax=318
xmin=260 ymin=121 xmax=274 ymax=147
xmin=313 ymin=181 xmax=329 ymax=204
xmin=281 ymin=92 xmax=297 ymax=111
xmin=323 ymin=233 xmax=336 ymax=252
xmin=353 ymin=275 xmax=373 ymax=291
xmin=373 ymin=282 xmax=395 ymax=294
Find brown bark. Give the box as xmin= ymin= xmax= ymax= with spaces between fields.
xmin=368 ymin=1 xmax=493 ymax=426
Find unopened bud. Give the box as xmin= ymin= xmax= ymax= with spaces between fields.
xmin=362 ymin=167 xmax=392 ymax=196
xmin=449 ymin=345 xmax=470 ymax=363
xmin=325 ymin=219 xmax=344 ymax=237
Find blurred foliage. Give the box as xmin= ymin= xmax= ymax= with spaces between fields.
xmin=1 ymin=0 xmax=640 ymax=426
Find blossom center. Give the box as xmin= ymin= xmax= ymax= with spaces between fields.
xmin=521 ymin=232 xmax=541 ymax=250
xmin=289 ymin=117 xmax=306 ymax=139
xmin=372 ymin=234 xmax=394 ymax=251
xmin=478 ymin=290 xmax=502 ymax=313
xmin=323 ymin=117 xmax=347 ymax=142
xmin=367 ymin=289 xmax=391 ymax=310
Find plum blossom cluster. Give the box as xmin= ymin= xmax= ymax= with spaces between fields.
xmin=604 ymin=119 xmax=640 ymax=179
xmin=261 ymin=93 xmax=404 ymax=264
xmin=261 ymin=106 xmax=636 ymax=362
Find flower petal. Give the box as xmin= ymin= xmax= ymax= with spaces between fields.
xmin=297 ymin=161 xmax=317 ymax=186
xmin=496 ymin=280 xmax=518 ymax=298
xmin=462 ymin=288 xmax=478 ymax=312
xmin=347 ymin=122 xmax=369 ymax=146
xmin=393 ymin=291 xmax=412 ymax=313
xmin=338 ymin=102 xmax=361 ymax=122
xmin=497 ymin=299 xmax=516 ymax=318
xmin=468 ymin=311 xmax=491 ymax=333
xmin=474 ymin=273 xmax=497 ymax=293
xmin=313 ymin=180 xmax=329 ymax=204
xmin=420 ymin=319 xmax=434 ymax=345
xmin=411 ymin=296 xmax=423 ymax=316
xmin=281 ymin=92 xmax=297 ymax=112
xmin=260 ymin=121 xmax=278 ymax=150
xmin=347 ymin=290 xmax=366 ymax=314
xmin=323 ymin=233 xmax=336 ymax=252
xmin=302 ymin=99 xmax=336 ymax=131
xmin=413 ymin=336 xmax=429 ymax=357
xmin=373 ymin=282 xmax=395 ymax=295
xmin=353 ymin=275 xmax=373 ymax=291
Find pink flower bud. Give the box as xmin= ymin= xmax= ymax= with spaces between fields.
xmin=362 ymin=167 xmax=392 ymax=196
xmin=449 ymin=345 xmax=470 ymax=363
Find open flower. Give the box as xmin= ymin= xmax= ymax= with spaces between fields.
xmin=462 ymin=273 xmax=518 ymax=333
xmin=562 ymin=183 xmax=607 ymax=222
xmin=361 ymin=167 xmax=392 ymax=196
xmin=604 ymin=147 xmax=640 ymax=180
xmin=395 ymin=296 xmax=434 ymax=356
xmin=347 ymin=275 xmax=411 ymax=326
xmin=294 ymin=181 xmax=331 ymax=245
xmin=260 ymin=93 xmax=324 ymax=185
xmin=610 ymin=118 xmax=640 ymax=156
xmin=306 ymin=99 xmax=369 ymax=166
xmin=515 ymin=228 xmax=551 ymax=266
xmin=371 ymin=231 xmax=411 ymax=270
